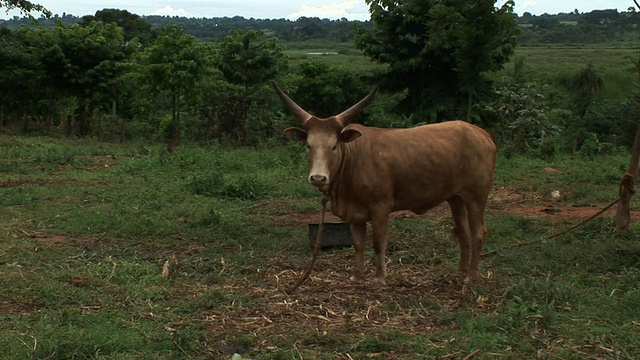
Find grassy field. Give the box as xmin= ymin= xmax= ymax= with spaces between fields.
xmin=1 ymin=136 xmax=639 ymax=359
xmin=284 ymin=39 xmax=383 ymax=73
xmin=509 ymin=45 xmax=638 ymax=101
xmin=284 ymin=40 xmax=639 ymax=102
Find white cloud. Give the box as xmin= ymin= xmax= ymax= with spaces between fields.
xmin=515 ymin=0 xmax=537 ymax=13
xmin=151 ymin=5 xmax=190 ymax=17
xmin=288 ymin=0 xmax=369 ymax=20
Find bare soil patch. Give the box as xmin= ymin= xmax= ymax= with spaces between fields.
xmin=263 ymin=186 xmax=633 ymax=228
xmin=0 ymin=300 xmax=41 ymax=315
xmin=0 ymin=179 xmax=60 ymax=187
xmin=203 ymin=252 xmax=481 ymax=357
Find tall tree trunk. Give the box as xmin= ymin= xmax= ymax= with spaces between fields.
xmin=120 ymin=117 xmax=127 ymax=143
xmin=112 ymin=87 xmax=117 ymax=117
xmin=466 ymin=92 xmax=473 ymax=122
xmin=0 ymin=88 xmax=12 ymax=131
xmin=65 ymin=113 xmax=73 ymax=137
xmin=0 ymin=102 xmax=4 ymax=131
xmin=167 ymin=88 xmax=181 ymax=152
xmin=21 ymin=104 xmax=28 ymax=133
xmin=78 ymin=103 xmax=90 ymax=137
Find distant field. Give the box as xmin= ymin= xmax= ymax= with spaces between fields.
xmin=285 ymin=41 xmax=639 ymax=74
xmin=507 ymin=45 xmax=638 ymax=100
xmin=285 ymin=41 xmax=639 ymax=101
xmin=284 ymin=39 xmax=382 ymax=73
xmin=512 ymin=44 xmax=637 ymax=72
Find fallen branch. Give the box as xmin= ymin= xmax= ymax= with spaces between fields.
xmin=19 ymin=229 xmax=51 ymax=238
xmin=463 ymin=349 xmax=482 ymax=360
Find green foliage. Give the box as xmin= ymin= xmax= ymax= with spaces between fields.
xmin=355 ymin=0 xmax=519 ymax=121
xmin=207 ymin=29 xmax=288 ymax=145
xmin=487 ymin=80 xmax=557 ymax=154
xmin=215 ymin=29 xmax=287 ymax=89
xmin=518 ymin=9 xmax=640 ymax=45
xmin=281 ymin=61 xmax=371 ymax=119
xmin=80 ymin=8 xmax=154 ymax=46
xmin=144 ymin=24 xmax=210 ymax=150
xmin=558 ymin=63 xmax=605 ymax=117
xmin=0 ymin=0 xmax=51 ymax=17
xmin=489 ymin=53 xmax=639 ymax=159
xmin=145 ymin=25 xmax=208 ymax=92
xmin=0 ymin=29 xmax=43 ymax=129
xmin=0 ymin=8 xmax=638 ymax=157
xmin=3 ymin=20 xmax=131 ymax=136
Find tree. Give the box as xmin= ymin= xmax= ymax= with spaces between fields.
xmin=144 ymin=24 xmax=209 ymax=151
xmin=216 ymin=29 xmax=287 ymax=91
xmin=0 ymin=28 xmax=43 ymax=130
xmin=0 ymin=0 xmax=51 ymax=17
xmin=1 ymin=21 xmax=127 ymax=135
xmin=81 ymin=9 xmax=154 ymax=46
xmin=355 ymin=0 xmax=518 ymax=122
xmin=50 ymin=21 xmax=129 ymax=136
xmin=214 ymin=29 xmax=287 ymax=143
xmin=566 ymin=63 xmax=604 ymax=117
xmin=285 ymin=61 xmax=369 ymax=119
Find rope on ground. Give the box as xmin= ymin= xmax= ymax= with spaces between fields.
xmin=482 ymin=197 xmax=620 ymax=258
xmin=285 ymin=192 xmax=329 ymax=294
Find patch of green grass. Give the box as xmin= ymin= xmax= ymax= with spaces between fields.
xmin=2 ymin=136 xmax=640 ymax=359
xmin=494 ymin=151 xmax=628 ymax=204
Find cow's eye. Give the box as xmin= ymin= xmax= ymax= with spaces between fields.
xmin=306 ymin=144 xmax=311 ymax=151
xmin=331 ymin=144 xmax=337 ymax=151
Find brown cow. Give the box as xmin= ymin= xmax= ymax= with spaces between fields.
xmin=275 ymin=84 xmax=496 ymax=285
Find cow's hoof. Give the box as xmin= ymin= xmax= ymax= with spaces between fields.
xmin=349 ymin=275 xmax=362 ymax=283
xmin=372 ymin=278 xmax=386 ymax=287
xmin=465 ymin=272 xmax=478 ymax=285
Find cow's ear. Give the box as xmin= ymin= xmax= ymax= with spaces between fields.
xmin=339 ymin=127 xmax=362 ymax=143
xmin=283 ymin=127 xmax=307 ymax=141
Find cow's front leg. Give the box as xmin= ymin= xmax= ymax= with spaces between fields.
xmin=349 ymin=222 xmax=366 ymax=283
xmin=371 ymin=213 xmax=389 ymax=286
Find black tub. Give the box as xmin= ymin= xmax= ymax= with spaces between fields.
xmin=308 ymin=222 xmax=352 ymax=248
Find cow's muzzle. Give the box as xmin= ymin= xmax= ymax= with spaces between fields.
xmin=309 ymin=174 xmax=329 ymax=189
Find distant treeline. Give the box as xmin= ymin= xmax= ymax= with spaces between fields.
xmin=1 ymin=8 xmax=638 ymax=44
xmin=0 ymin=13 xmax=367 ymax=42
xmin=518 ymin=9 xmax=640 ymax=44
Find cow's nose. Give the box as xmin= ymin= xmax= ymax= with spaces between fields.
xmin=309 ymin=174 xmax=327 ymax=186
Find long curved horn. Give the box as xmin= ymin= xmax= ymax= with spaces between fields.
xmin=335 ymin=87 xmax=378 ymax=127
xmin=273 ymin=83 xmax=313 ymax=125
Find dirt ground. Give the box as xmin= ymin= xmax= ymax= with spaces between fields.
xmin=264 ymin=185 xmax=631 ymax=227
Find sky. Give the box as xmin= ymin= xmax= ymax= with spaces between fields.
xmin=1 ymin=0 xmax=637 ymax=21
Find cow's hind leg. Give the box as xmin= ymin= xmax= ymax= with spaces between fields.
xmin=466 ymin=200 xmax=488 ymax=283
xmin=447 ymin=197 xmax=472 ymax=279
